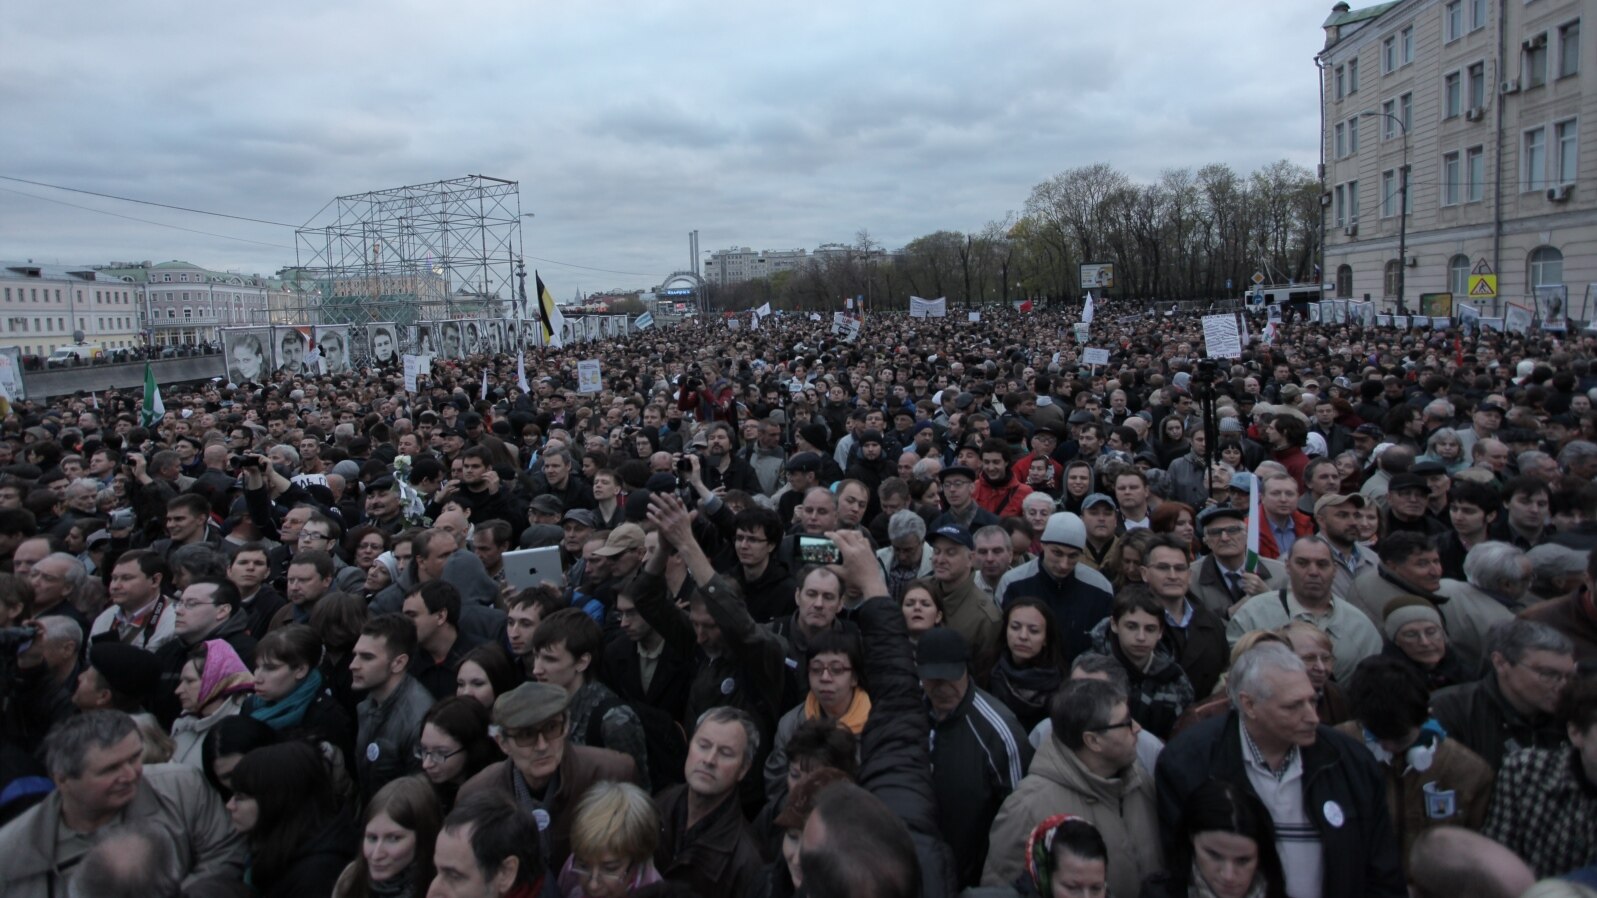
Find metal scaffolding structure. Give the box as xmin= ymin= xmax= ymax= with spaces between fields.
xmin=292 ymin=175 xmax=523 ymax=354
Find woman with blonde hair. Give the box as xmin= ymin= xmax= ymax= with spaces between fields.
xmin=333 ymin=776 xmax=442 ymax=898
xmin=557 ymin=781 xmax=664 ymax=897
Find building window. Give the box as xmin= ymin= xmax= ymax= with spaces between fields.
xmin=1349 ymin=57 xmax=1360 ymax=92
xmin=1468 ymin=61 xmax=1487 ymax=109
xmin=1525 ymin=127 xmax=1547 ymax=190
xmin=1445 ymin=72 xmax=1462 ymax=117
xmin=1348 ymin=117 xmax=1360 ymax=154
xmin=162 ymin=274 xmax=170 ymax=282
xmin=1556 ymin=119 xmax=1578 ymax=184
xmin=1469 ymin=0 xmax=1486 ymax=31
xmin=1529 ymin=246 xmax=1564 ymax=288
xmin=1467 ymin=145 xmax=1486 ymax=201
xmin=1443 ymin=151 xmax=1462 ymax=204
xmin=1348 ymin=179 xmax=1360 ymax=220
xmin=179 ymin=273 xmax=187 ymax=283
xmin=1335 ymin=65 xmax=1346 ymax=100
xmin=1449 ymin=255 xmax=1471 ymax=295
xmin=1335 ymin=122 xmax=1346 ymax=157
xmin=1383 ymin=169 xmax=1399 ymax=216
xmin=1559 ymin=21 xmax=1580 ymax=78
xmin=1336 ymin=265 xmax=1354 ymax=298
xmin=1400 ymin=93 xmax=1412 ymax=132
xmin=1385 ymin=259 xmax=1403 ymax=297
xmin=1382 ymin=99 xmax=1397 ymax=137
xmin=1445 ymin=0 xmax=1463 ymax=42
xmin=1384 ymin=35 xmax=1398 ymax=73
xmin=1401 ymin=26 xmax=1414 ymax=65
xmin=1526 ymin=34 xmax=1549 ymax=88
xmin=1335 ymin=184 xmax=1347 ymax=226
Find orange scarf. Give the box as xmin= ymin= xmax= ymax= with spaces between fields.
xmin=804 ymin=688 xmax=872 ymax=734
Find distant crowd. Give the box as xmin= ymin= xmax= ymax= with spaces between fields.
xmin=1 ymin=300 xmax=1596 ymax=898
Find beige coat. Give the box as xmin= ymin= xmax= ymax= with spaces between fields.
xmin=0 ymin=763 xmax=245 ymax=898
xmin=980 ymin=735 xmax=1163 ymax=898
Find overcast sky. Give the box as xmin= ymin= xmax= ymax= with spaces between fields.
xmin=0 ymin=0 xmax=1327 ymax=293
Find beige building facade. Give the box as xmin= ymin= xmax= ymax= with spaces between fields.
xmin=1319 ymin=0 xmax=1594 ymax=318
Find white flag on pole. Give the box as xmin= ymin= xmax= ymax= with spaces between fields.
xmin=516 ymin=350 xmax=530 ymax=393
xmin=1082 ymin=292 xmax=1095 ymax=325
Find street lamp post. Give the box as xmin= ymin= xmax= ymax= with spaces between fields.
xmin=1361 ymin=108 xmax=1409 ymax=314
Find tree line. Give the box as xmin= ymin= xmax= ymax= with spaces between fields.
xmin=698 ymin=159 xmax=1322 ymax=312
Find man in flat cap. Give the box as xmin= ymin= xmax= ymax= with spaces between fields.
xmin=458 ymin=681 xmax=638 ymax=871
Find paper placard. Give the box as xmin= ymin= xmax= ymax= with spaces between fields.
xmin=577 ymin=359 xmax=603 ymax=393
xmin=402 ymin=354 xmax=430 ymax=393
xmin=1504 ymin=303 xmax=1534 ymax=335
xmin=968 ymin=311 xmax=981 ymax=322
xmin=1201 ymin=314 xmax=1243 ymax=359
xmin=1082 ymin=347 xmax=1111 ymax=366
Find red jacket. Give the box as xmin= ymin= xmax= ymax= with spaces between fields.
xmin=1274 ymin=446 xmax=1310 ymax=491
xmin=974 ymin=475 xmax=1033 ymax=517
xmin=1011 ymin=452 xmax=1063 ymax=493
xmin=1254 ymin=510 xmax=1315 ymax=560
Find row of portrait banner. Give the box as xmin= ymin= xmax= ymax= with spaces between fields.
xmin=1270 ymin=285 xmax=1583 ymax=337
xmin=220 ymin=316 xmax=632 ymax=385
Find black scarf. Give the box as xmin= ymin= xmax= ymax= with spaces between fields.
xmin=990 ymin=653 xmax=1063 ymax=721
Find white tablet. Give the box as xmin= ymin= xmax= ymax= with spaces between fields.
xmin=501 ymin=546 xmax=566 ymax=591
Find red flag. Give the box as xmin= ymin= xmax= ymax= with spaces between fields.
xmin=1454 ymin=336 xmax=1463 ymax=366
xmin=1019 ymin=300 xmax=1034 ymax=313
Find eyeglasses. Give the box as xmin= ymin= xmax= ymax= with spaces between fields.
xmin=808 ymin=663 xmax=853 ymax=679
xmin=496 ymin=715 xmax=567 ymax=747
xmin=570 ymin=862 xmax=631 ymax=885
xmin=299 ymin=530 xmax=332 ymax=541
xmin=1206 ymin=526 xmax=1245 ymax=538
xmin=1087 ymin=716 xmax=1136 ymax=733
xmin=1521 ymin=662 xmax=1575 ymax=685
xmin=413 ymin=745 xmax=464 ymax=765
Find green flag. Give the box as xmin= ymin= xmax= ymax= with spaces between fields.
xmin=141 ymin=361 xmax=164 ymax=428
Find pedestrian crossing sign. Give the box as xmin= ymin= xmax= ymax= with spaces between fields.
xmin=1468 ymin=258 xmax=1497 ymax=298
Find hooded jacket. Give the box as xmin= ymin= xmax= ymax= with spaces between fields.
xmin=1086 ymin=618 xmax=1195 ymax=740
xmin=980 ymin=735 xmax=1162 ymax=898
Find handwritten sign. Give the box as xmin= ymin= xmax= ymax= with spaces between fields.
xmin=1082 ymin=347 xmax=1111 ymax=367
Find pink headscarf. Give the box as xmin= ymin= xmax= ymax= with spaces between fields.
xmin=196 ymin=639 xmax=254 ymax=708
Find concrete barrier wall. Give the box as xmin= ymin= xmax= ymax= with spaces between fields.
xmin=22 ymin=356 xmax=227 ymax=399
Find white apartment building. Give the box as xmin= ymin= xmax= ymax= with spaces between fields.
xmin=1319 ymin=0 xmax=1594 ymax=316
xmin=0 ymin=262 xmax=142 ymax=356
xmin=702 ymin=247 xmax=810 ymax=286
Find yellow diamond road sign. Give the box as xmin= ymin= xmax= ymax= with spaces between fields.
xmin=1468 ymin=273 xmax=1497 ymax=298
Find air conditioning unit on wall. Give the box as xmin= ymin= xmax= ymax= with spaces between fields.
xmin=1501 ymin=79 xmax=1521 ymax=94
xmin=1344 ymin=223 xmax=1359 ymax=236
xmin=1465 ymin=107 xmax=1485 ymax=121
xmin=1547 ymin=184 xmax=1574 ymax=202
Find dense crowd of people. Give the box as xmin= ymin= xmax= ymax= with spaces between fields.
xmin=1 ymin=299 xmax=1597 ymax=898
